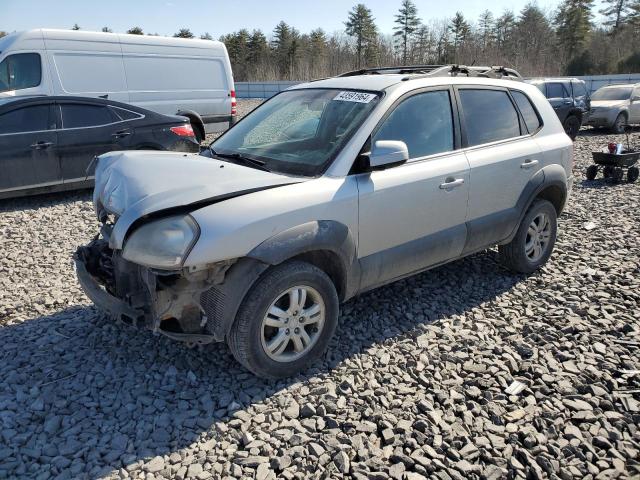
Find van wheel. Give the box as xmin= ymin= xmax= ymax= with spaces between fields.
xmin=563 ymin=116 xmax=580 ymax=140
xmin=227 ymin=261 xmax=339 ymax=379
xmin=499 ymin=199 xmax=557 ymax=274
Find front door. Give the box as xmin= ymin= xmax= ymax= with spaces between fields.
xmin=56 ymin=101 xmax=132 ymax=182
xmin=456 ymin=87 xmax=543 ymax=254
xmin=0 ymin=103 xmax=61 ymax=194
xmin=628 ymin=87 xmax=640 ymax=123
xmin=356 ymin=88 xmax=470 ymax=290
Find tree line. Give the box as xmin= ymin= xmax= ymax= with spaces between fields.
xmin=4 ymin=0 xmax=640 ymax=80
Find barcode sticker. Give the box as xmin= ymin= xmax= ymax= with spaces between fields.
xmin=333 ymin=91 xmax=377 ymax=103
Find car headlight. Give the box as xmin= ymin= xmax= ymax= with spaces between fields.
xmin=122 ymin=215 xmax=199 ymax=269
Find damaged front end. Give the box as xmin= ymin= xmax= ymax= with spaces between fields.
xmin=74 ymin=230 xmax=234 ymax=345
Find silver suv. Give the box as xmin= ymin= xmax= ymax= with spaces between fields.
xmin=75 ymin=66 xmax=574 ymax=378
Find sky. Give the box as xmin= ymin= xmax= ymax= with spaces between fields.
xmin=1 ymin=0 xmax=588 ymax=39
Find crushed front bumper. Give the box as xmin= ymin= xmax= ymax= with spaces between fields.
xmin=74 ymin=254 xmax=144 ymax=322
xmin=74 ymin=236 xmax=233 ymax=345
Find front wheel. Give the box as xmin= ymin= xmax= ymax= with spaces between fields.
xmin=586 ymin=165 xmax=598 ymax=180
xmin=227 ymin=261 xmax=339 ymax=379
xmin=499 ymin=199 xmax=558 ymax=274
xmin=628 ymin=166 xmax=639 ymax=183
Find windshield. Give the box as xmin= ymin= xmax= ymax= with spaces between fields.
xmin=211 ymin=88 xmax=380 ymax=176
xmin=592 ymin=87 xmax=633 ymax=101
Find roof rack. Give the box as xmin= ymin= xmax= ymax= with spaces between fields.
xmin=337 ymin=64 xmax=522 ymax=80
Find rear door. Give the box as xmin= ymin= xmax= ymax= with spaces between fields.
xmin=457 ymin=87 xmax=543 ymax=254
xmin=55 ymin=101 xmax=132 ymax=182
xmin=545 ymin=82 xmax=573 ymax=122
xmin=0 ymin=102 xmax=61 ymax=194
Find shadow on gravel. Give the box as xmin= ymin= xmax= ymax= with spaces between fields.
xmin=0 ymin=189 xmax=92 ymax=213
xmin=0 ymin=250 xmax=524 ymax=478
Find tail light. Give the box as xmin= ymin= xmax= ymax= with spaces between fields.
xmin=170 ymin=124 xmax=195 ymax=137
xmin=231 ymin=90 xmax=237 ymax=115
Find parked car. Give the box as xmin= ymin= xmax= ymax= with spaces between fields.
xmin=585 ymin=83 xmax=640 ymax=133
xmin=0 ymin=29 xmax=236 ymax=140
xmin=75 ymin=66 xmax=573 ymax=378
xmin=0 ymin=96 xmax=199 ymax=199
xmin=526 ymin=77 xmax=590 ymax=140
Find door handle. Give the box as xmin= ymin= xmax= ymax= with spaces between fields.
xmin=521 ymin=159 xmax=539 ymax=169
xmin=439 ymin=178 xmax=465 ymax=190
xmin=112 ymin=130 xmax=131 ymax=138
xmin=30 ymin=141 xmax=53 ymax=150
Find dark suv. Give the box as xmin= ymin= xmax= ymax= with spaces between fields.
xmin=526 ymin=78 xmax=591 ymax=140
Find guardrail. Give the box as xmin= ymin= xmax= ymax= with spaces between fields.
xmin=235 ymin=74 xmax=640 ymax=98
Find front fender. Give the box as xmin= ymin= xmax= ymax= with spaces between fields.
xmin=248 ymin=220 xmax=360 ymax=299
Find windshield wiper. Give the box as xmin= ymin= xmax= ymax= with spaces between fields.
xmin=210 ymin=148 xmax=270 ymax=172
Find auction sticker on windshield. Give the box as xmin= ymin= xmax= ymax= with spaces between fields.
xmin=333 ymin=91 xmax=377 ymax=103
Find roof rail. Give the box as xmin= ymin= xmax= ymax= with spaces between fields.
xmin=337 ymin=64 xmax=522 ymax=80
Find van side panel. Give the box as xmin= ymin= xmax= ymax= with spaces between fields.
xmin=43 ymin=31 xmax=129 ymax=103
xmin=120 ymin=37 xmax=232 ymax=132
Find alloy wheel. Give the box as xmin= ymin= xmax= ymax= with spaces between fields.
xmin=260 ymin=285 xmax=326 ymax=362
xmin=524 ymin=212 xmax=552 ymax=262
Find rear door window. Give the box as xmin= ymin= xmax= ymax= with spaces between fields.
xmin=374 ymin=90 xmax=454 ymax=159
xmin=0 ymin=53 xmax=42 ymax=92
xmin=546 ymin=83 xmax=570 ymax=99
xmin=572 ymin=81 xmax=587 ymax=97
xmin=459 ymin=89 xmax=521 ymax=146
xmin=511 ymin=91 xmax=542 ymax=133
xmin=61 ymin=104 xmax=116 ymax=129
xmin=0 ymin=104 xmax=50 ymax=134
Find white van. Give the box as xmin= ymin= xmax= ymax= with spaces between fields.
xmin=0 ymin=29 xmax=237 ymax=139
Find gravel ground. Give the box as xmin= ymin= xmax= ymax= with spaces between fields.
xmin=0 ymin=107 xmax=639 ymax=479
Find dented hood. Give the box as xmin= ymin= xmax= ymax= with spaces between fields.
xmin=94 ymin=150 xmax=300 ymax=249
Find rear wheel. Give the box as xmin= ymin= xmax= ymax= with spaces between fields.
xmin=227 ymin=261 xmax=339 ymax=379
xmin=563 ymin=116 xmax=580 ymax=140
xmin=499 ymin=199 xmax=558 ymax=274
xmin=611 ymin=113 xmax=627 ymax=134
xmin=586 ymin=165 xmax=598 ymax=180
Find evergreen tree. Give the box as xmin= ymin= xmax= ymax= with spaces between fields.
xmin=127 ymin=27 xmax=144 ymax=35
xmin=449 ymin=12 xmax=470 ymax=62
xmin=174 ymin=28 xmax=195 ymax=38
xmin=478 ymin=10 xmax=495 ymax=50
xmin=494 ymin=10 xmax=516 ymax=53
xmin=71 ymin=24 xmax=81 ymax=30
xmin=101 ymin=27 xmax=112 ymax=33
xmin=393 ymin=0 xmax=421 ymax=64
xmin=272 ymin=21 xmax=294 ymax=77
xmin=345 ymin=4 xmax=378 ymax=68
xmin=554 ymin=0 xmax=594 ymax=59
xmin=600 ymin=0 xmax=631 ymax=33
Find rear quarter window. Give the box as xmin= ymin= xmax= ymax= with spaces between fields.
xmin=511 ymin=90 xmax=542 ymax=133
xmin=459 ymin=89 xmax=521 ymax=147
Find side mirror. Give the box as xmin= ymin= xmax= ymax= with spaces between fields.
xmin=368 ymin=140 xmax=409 ymax=170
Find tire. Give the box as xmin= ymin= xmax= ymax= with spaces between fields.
xmin=227 ymin=261 xmax=339 ymax=379
xmin=499 ymin=199 xmax=558 ymax=274
xmin=586 ymin=165 xmax=598 ymax=180
xmin=628 ymin=166 xmax=639 ymax=183
xmin=611 ymin=113 xmax=627 ymax=134
xmin=563 ymin=116 xmax=580 ymax=140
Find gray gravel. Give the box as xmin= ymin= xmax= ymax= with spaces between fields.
xmin=1 ymin=111 xmax=639 ymax=479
